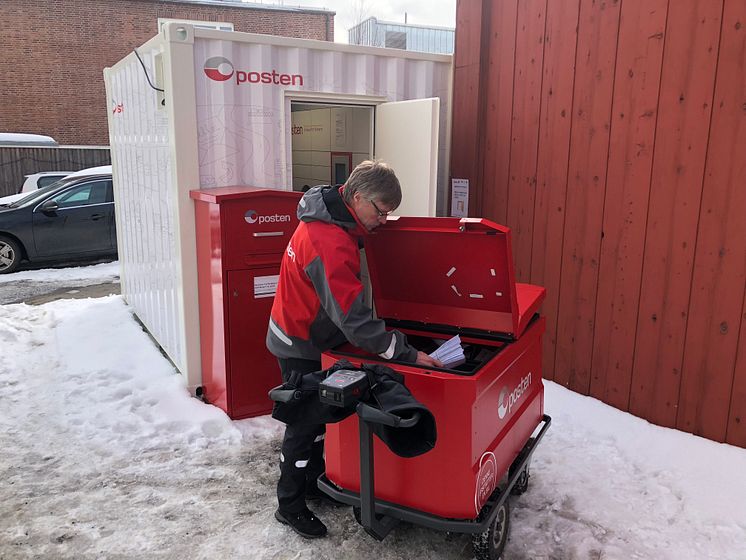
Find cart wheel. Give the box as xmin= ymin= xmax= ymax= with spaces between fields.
xmin=472 ymin=500 xmax=510 ymax=560
xmin=510 ymin=466 xmax=530 ymax=496
xmin=353 ymin=506 xmax=362 ymax=525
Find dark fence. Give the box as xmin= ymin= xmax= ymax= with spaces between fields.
xmin=0 ymin=146 xmax=111 ymax=196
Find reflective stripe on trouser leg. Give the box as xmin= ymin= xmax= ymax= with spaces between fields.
xmin=306 ymin=427 xmax=326 ymax=494
xmin=277 ymin=421 xmax=326 ymax=514
xmin=276 ymin=357 xmax=323 ymax=514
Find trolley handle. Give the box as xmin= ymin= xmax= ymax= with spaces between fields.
xmin=268 ymin=385 xmax=302 ymax=403
xmin=356 ymin=403 xmax=420 ymax=428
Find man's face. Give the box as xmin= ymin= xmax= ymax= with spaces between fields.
xmin=351 ymin=191 xmax=395 ymax=232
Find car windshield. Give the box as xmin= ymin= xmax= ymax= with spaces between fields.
xmin=4 ymin=177 xmax=91 ymax=208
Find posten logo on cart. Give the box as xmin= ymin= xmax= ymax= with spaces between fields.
xmin=497 ymin=372 xmax=532 ymax=420
xmin=244 ymin=210 xmax=292 ymax=225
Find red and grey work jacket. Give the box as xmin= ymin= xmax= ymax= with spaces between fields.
xmin=266 ymin=185 xmax=417 ymax=363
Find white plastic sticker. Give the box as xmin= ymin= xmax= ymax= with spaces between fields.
xmin=451 ymin=178 xmax=469 ymax=217
xmin=254 ymin=275 xmax=279 ymax=298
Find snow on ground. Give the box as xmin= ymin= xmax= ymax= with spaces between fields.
xmin=0 ymin=261 xmax=119 ymax=305
xmin=1 ymin=296 xmax=745 ymax=559
xmin=0 ymin=261 xmax=119 ymax=285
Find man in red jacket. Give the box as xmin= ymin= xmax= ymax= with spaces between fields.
xmin=267 ymin=160 xmax=441 ymax=538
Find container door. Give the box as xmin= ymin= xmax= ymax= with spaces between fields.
xmin=374 ymin=98 xmax=440 ymax=217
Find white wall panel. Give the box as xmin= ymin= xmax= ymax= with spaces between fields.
xmin=106 ymin=45 xmax=185 ymax=373
xmin=193 ymin=37 xmax=452 ymax=212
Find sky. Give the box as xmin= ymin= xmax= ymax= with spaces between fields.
xmin=1 ymin=262 xmax=746 ymax=559
xmin=247 ymin=0 xmax=458 ymax=43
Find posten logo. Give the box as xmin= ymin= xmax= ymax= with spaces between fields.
xmin=245 ymin=210 xmax=292 ymax=225
xmin=204 ymin=56 xmax=304 ymax=86
xmin=203 ymin=56 xmax=234 ymax=82
xmin=497 ymin=372 xmax=532 ymax=419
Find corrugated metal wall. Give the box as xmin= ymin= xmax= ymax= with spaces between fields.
xmin=192 ymin=37 xmax=452 ymax=213
xmin=106 ymin=48 xmax=185 ymax=373
xmin=451 ymin=0 xmax=746 ymax=447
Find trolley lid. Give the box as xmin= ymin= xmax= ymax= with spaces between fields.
xmin=363 ymin=217 xmax=545 ymax=338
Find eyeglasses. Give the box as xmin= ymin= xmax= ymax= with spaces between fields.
xmin=368 ymin=198 xmax=392 ymax=218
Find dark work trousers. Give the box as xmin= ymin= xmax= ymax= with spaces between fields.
xmin=276 ymin=357 xmax=325 ymax=514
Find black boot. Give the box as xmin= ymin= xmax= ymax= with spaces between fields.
xmin=274 ymin=507 xmax=328 ymax=538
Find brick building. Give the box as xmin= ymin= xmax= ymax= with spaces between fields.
xmin=0 ymin=0 xmax=334 ymax=146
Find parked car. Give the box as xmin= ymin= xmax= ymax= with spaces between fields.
xmin=19 ymin=171 xmax=73 ymax=193
xmin=0 ymin=165 xmax=113 ymax=207
xmin=0 ymin=170 xmax=116 ymax=273
xmin=0 ymin=133 xmax=59 ymax=147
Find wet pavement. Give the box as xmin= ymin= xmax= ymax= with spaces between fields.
xmin=2 ymin=280 xmax=120 ymax=305
xmin=0 ymin=258 xmax=119 ymax=305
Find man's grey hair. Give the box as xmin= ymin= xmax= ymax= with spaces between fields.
xmin=341 ymin=160 xmax=402 ymax=209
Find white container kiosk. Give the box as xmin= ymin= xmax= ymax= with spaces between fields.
xmin=104 ymin=23 xmax=453 ymax=391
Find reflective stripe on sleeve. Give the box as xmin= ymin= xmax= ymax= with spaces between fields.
xmin=269 ymin=319 xmax=293 ymax=346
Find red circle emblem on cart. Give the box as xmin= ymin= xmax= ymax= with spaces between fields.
xmin=475 ymin=452 xmax=498 ymax=515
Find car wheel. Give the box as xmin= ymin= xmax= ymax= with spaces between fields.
xmin=0 ymin=236 xmax=22 ymax=274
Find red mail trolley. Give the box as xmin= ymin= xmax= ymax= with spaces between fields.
xmin=318 ymin=216 xmax=551 ymax=560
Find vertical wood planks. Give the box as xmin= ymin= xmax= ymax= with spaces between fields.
xmin=728 ymin=290 xmax=746 ymax=447
xmin=530 ymin=0 xmax=580 ymax=380
xmin=589 ymin=0 xmax=668 ymax=410
xmin=480 ymin=0 xmax=519 ymax=224
xmin=629 ymin=0 xmax=724 ymax=428
xmin=677 ymin=0 xmax=746 ymax=441
xmin=553 ymin=0 xmax=622 ymax=393
xmin=449 ymin=0 xmax=745 ymax=447
xmin=450 ymin=0 xmax=488 ymax=214
xmin=505 ymin=0 xmax=546 ymax=281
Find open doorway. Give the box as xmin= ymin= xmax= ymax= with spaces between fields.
xmin=290 ymin=102 xmax=373 ymax=191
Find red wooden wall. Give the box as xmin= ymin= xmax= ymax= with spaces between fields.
xmin=450 ymin=0 xmax=746 ymax=447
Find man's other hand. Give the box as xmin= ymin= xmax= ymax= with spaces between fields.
xmin=415 ymin=351 xmax=444 ymax=368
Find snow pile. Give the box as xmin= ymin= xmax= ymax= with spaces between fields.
xmin=1 ymin=295 xmax=745 ymax=559
xmin=0 ymin=260 xmax=120 ymax=284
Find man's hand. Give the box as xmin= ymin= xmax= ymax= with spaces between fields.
xmin=415 ymin=351 xmax=444 ymax=369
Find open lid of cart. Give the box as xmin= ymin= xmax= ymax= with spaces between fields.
xmin=363 ymin=217 xmax=545 ymax=339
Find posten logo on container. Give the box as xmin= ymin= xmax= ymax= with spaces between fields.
xmin=204 ymin=56 xmax=304 ymax=86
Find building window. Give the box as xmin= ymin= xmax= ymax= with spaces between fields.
xmin=157 ymin=18 xmax=234 ymax=33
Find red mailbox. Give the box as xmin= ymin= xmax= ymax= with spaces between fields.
xmin=321 ymin=216 xmax=546 ymax=520
xmin=190 ymin=186 xmax=302 ymax=419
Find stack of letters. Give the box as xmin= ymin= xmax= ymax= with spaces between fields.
xmin=429 ymin=335 xmax=466 ymax=368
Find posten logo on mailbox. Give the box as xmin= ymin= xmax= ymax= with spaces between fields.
xmin=244 ymin=210 xmax=292 ymax=225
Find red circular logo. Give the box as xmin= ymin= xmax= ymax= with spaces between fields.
xmin=475 ymin=452 xmax=497 ymax=515
xmin=204 ymin=56 xmax=234 ymax=81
